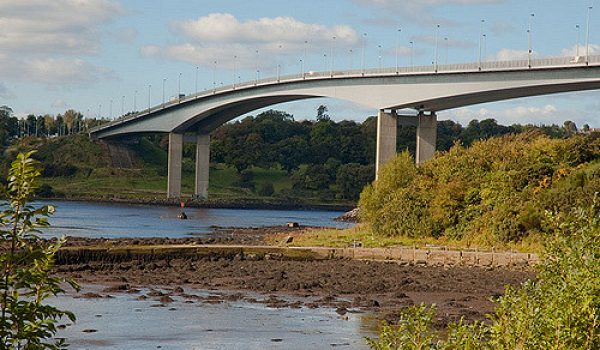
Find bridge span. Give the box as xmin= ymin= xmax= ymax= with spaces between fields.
xmin=90 ymin=55 xmax=600 ymax=199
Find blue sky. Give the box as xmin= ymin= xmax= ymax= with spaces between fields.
xmin=1 ymin=0 xmax=600 ymax=127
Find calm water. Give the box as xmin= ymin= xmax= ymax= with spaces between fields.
xmin=39 ymin=200 xmax=351 ymax=239
xmin=53 ymin=286 xmax=372 ymax=350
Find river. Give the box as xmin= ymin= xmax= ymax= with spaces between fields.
xmin=41 ymin=200 xmax=369 ymax=349
xmin=40 ymin=200 xmax=352 ymax=239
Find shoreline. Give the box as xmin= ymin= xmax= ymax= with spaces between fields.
xmin=38 ymin=195 xmax=355 ymax=212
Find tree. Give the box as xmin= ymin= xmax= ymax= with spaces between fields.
xmin=0 ymin=151 xmax=77 ymax=349
xmin=316 ymin=105 xmax=330 ymax=121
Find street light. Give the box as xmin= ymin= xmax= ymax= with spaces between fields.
xmin=479 ymin=19 xmax=485 ymax=69
xmin=410 ymin=41 xmax=414 ymax=67
xmin=121 ymin=95 xmax=125 ymax=115
xmin=361 ymin=32 xmax=367 ymax=74
xmin=162 ymin=78 xmax=167 ymax=105
xmin=133 ymin=90 xmax=137 ymax=111
xmin=195 ymin=66 xmax=199 ymax=94
xmin=330 ymin=36 xmax=337 ymax=77
xmin=528 ymin=13 xmax=535 ymax=68
xmin=213 ymin=60 xmax=217 ymax=93
xmin=378 ymin=44 xmax=382 ymax=70
xmin=109 ymin=99 xmax=113 ymax=119
xmin=255 ymin=49 xmax=260 ymax=84
xmin=277 ymin=44 xmax=282 ymax=82
xmin=586 ymin=6 xmax=593 ymax=64
xmin=395 ymin=28 xmax=402 ymax=73
xmin=178 ymin=72 xmax=182 ymax=96
xmin=232 ymin=56 xmax=237 ymax=88
xmin=576 ymin=24 xmax=581 ymax=57
xmin=444 ymin=37 xmax=449 ymax=65
xmin=434 ymin=24 xmax=440 ymax=72
xmin=147 ymin=84 xmax=151 ymax=111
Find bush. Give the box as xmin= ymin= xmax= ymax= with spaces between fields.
xmin=366 ymin=200 xmax=600 ymax=349
xmin=257 ymin=182 xmax=275 ymax=196
xmin=0 ymin=151 xmax=78 ymax=348
xmin=359 ymin=133 xmax=600 ymax=243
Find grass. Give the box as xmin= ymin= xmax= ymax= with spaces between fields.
xmin=267 ymin=224 xmax=544 ymax=254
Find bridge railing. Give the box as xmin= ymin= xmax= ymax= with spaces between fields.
xmin=91 ymin=54 xmax=600 ymax=134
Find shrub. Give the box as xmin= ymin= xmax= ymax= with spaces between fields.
xmin=0 ymin=151 xmax=78 ymax=348
xmin=257 ymin=182 xmax=275 ymax=196
xmin=366 ymin=200 xmax=600 ymax=349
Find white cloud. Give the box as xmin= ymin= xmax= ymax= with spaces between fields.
xmin=445 ymin=104 xmax=568 ymax=126
xmin=0 ymin=0 xmax=121 ymax=86
xmin=492 ymin=48 xmax=531 ymax=61
xmin=560 ymin=44 xmax=600 ymax=58
xmin=143 ymin=13 xmax=359 ymax=69
xmin=0 ymin=0 xmax=122 ymax=55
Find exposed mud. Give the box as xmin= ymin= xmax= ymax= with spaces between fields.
xmin=56 ymin=232 xmax=534 ymax=328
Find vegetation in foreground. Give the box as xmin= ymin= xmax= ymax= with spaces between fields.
xmin=366 ymin=201 xmax=599 ymax=349
xmin=0 ymin=152 xmax=77 ymax=349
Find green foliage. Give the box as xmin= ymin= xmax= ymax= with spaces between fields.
xmin=257 ymin=182 xmax=275 ymax=196
xmin=360 ymin=133 xmax=600 ymax=243
xmin=0 ymin=151 xmax=78 ymax=349
xmin=366 ymin=201 xmax=599 ymax=349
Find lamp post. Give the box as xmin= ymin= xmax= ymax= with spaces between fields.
xmin=109 ymin=99 xmax=113 ymax=119
xmin=361 ymin=32 xmax=367 ymax=74
xmin=378 ymin=44 xmax=382 ymax=70
xmin=98 ymin=104 xmax=101 ymax=119
xmin=482 ymin=34 xmax=487 ymax=64
xmin=586 ymin=6 xmax=593 ymax=64
xmin=330 ymin=36 xmax=336 ymax=77
xmin=410 ymin=41 xmax=414 ymax=67
xmin=213 ymin=60 xmax=217 ymax=93
xmin=528 ymin=13 xmax=535 ymax=68
xmin=232 ymin=56 xmax=237 ymax=88
xmin=277 ymin=44 xmax=282 ymax=82
xmin=162 ymin=78 xmax=166 ymax=105
xmin=576 ymin=24 xmax=581 ymax=57
xmin=444 ymin=37 xmax=449 ymax=65
xmin=395 ymin=28 xmax=401 ymax=73
xmin=133 ymin=90 xmax=137 ymax=111
xmin=479 ymin=19 xmax=485 ymax=69
xmin=147 ymin=84 xmax=151 ymax=111
xmin=303 ymin=40 xmax=308 ymax=75
xmin=255 ymin=49 xmax=260 ymax=84
xmin=434 ymin=24 xmax=440 ymax=72
xmin=195 ymin=66 xmax=198 ymax=94
xmin=121 ymin=95 xmax=125 ymax=115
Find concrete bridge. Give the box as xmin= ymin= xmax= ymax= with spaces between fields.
xmin=90 ymin=55 xmax=600 ymax=199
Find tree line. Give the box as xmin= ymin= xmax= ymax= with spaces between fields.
xmin=0 ymin=106 xmax=108 ymax=146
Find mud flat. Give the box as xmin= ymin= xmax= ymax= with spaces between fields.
xmin=56 ymin=234 xmax=534 ymax=327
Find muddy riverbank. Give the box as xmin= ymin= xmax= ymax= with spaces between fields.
xmin=56 ymin=231 xmax=534 ymax=327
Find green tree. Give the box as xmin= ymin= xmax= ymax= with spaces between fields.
xmin=0 ymin=151 xmax=77 ymax=349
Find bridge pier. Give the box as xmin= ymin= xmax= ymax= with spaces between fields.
xmin=416 ymin=112 xmax=437 ymax=165
xmin=375 ymin=110 xmax=438 ymax=179
xmin=375 ymin=109 xmax=397 ymax=180
xmin=167 ymin=133 xmax=183 ymax=199
xmin=195 ymin=134 xmax=210 ymax=199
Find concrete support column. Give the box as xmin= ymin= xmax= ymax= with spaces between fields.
xmin=195 ymin=134 xmax=210 ymax=199
xmin=416 ymin=112 xmax=437 ymax=165
xmin=167 ymin=132 xmax=183 ymax=199
xmin=375 ymin=109 xmax=397 ymax=179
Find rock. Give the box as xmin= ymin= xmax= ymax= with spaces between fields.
xmin=335 ymin=208 xmax=359 ymax=222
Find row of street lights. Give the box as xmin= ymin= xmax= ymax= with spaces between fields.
xmin=96 ymin=8 xmax=596 ymax=120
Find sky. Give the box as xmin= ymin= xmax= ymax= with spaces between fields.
xmin=1 ymin=0 xmax=600 ymax=127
